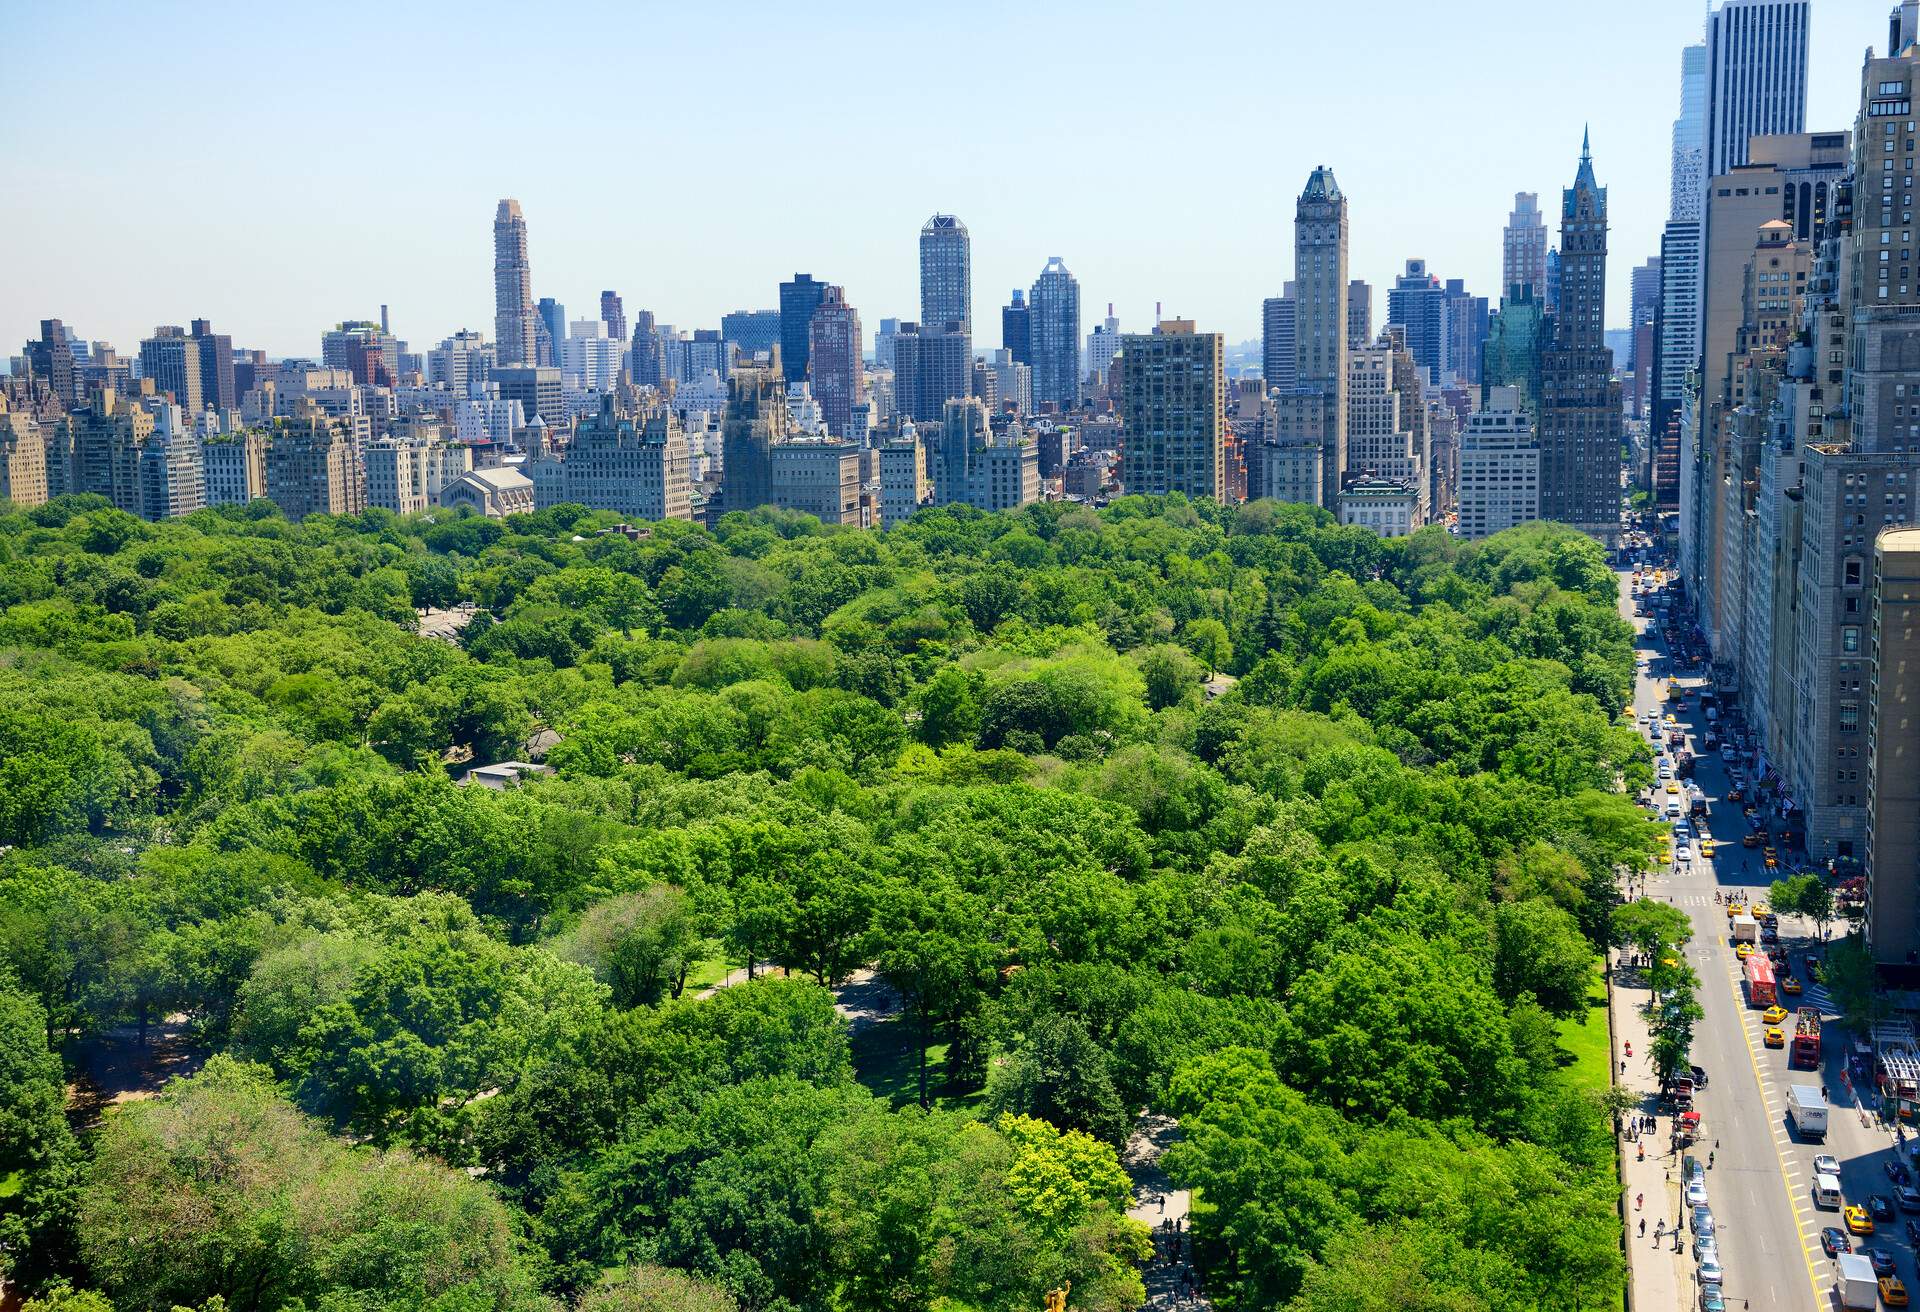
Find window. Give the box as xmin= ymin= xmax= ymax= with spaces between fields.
xmin=1844 ymin=626 xmax=1862 ymax=654
xmin=1841 ymin=702 xmax=1861 ymax=732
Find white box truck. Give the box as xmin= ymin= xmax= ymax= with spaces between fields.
xmin=1836 ymin=1252 xmax=1877 ymax=1310
xmin=1731 ymin=913 xmax=1759 ymax=945
xmin=1789 ymin=1085 xmax=1829 ymax=1140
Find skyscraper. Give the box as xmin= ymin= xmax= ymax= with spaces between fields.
xmin=493 ymin=199 xmax=538 ymax=367
xmin=1029 ymin=258 xmax=1080 ymax=412
xmin=1347 ymin=281 xmax=1372 ymax=349
xmin=721 ymin=310 xmax=782 ymax=363
xmin=1294 ymin=166 xmax=1350 ymax=507
xmin=189 ymin=319 xmax=236 ymax=412
xmin=1119 ymin=320 xmax=1226 ymax=501
xmin=536 ymin=298 xmax=567 ymax=370
xmin=630 ymin=311 xmax=663 ymax=387
xmin=1656 ymin=43 xmax=1712 ymax=510
xmin=1536 ymin=133 xmax=1623 ymax=540
xmin=1502 ymin=193 xmax=1549 ymax=298
xmin=1704 ymin=0 xmax=1810 ymax=181
xmin=139 ymin=326 xmax=203 ymax=414
xmin=779 ymin=274 xmax=827 ymax=385
xmin=1261 ymin=293 xmax=1297 ymax=390
xmin=807 ymin=285 xmax=865 ymax=439
xmin=1672 ymin=43 xmax=1709 ymax=221
xmin=1087 ymin=305 xmax=1122 ymax=391
xmin=600 ymin=291 xmax=627 ymax=347
xmin=1866 ymin=526 xmax=1920 ymax=966
xmin=920 ymin=215 xmax=970 ymax=336
xmin=1002 ymin=290 xmax=1032 ymax=365
xmin=721 ymin=360 xmax=792 ymax=513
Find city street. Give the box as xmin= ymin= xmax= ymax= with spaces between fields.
xmin=1618 ymin=565 xmax=1913 ymax=1311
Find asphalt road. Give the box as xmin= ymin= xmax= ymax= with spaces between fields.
xmin=1620 ymin=568 xmax=1865 ymax=1312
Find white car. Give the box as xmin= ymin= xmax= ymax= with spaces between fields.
xmin=1667 ymin=799 xmax=1684 ymax=817
xmin=1676 ymin=846 xmax=1693 ymax=864
xmin=1698 ymin=1256 xmax=1724 ymax=1285
xmin=1686 ymin=1180 xmax=1709 ymax=1208
xmin=1814 ymin=1154 xmax=1841 ymax=1177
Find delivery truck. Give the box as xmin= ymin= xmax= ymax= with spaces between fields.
xmin=1743 ymin=952 xmax=1776 ymax=1007
xmin=1789 ymin=1084 xmax=1829 ymax=1140
xmin=1731 ymin=913 xmax=1759 ymax=945
xmin=1835 ymin=1252 xmax=1877 ymax=1310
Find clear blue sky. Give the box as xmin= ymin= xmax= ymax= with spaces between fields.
xmin=0 ymin=0 xmax=1894 ymax=361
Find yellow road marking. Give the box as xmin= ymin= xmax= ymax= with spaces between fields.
xmin=1722 ymin=938 xmax=1828 ymax=1310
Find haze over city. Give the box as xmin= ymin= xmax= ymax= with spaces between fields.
xmin=0 ymin=0 xmax=1890 ymax=356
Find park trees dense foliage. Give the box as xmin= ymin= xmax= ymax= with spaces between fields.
xmin=0 ymin=491 xmax=1653 ymax=1310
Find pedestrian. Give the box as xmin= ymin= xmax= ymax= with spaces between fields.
xmin=1639 ymin=1217 xmax=1647 ymax=1237
xmin=1709 ymin=1150 xmax=1715 ymax=1168
xmin=1635 ymin=1192 xmax=1643 ymax=1210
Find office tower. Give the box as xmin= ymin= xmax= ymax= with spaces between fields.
xmin=1672 ymin=43 xmax=1709 ymax=221
xmin=1294 ymin=166 xmax=1350 ymax=506
xmin=135 ymin=408 xmax=204 ymax=521
xmin=139 ymin=326 xmax=204 ymax=414
xmin=720 ymin=360 xmax=790 ymax=512
xmin=1262 ymin=293 xmax=1297 ymax=390
xmin=1867 ymin=526 xmax=1920 ymax=965
xmin=1704 ymin=0 xmax=1810 ymax=181
xmin=1656 ymin=43 xmax=1712 ymax=509
xmin=1087 ymin=305 xmax=1122 ymax=390
xmin=189 ymin=319 xmax=236 ymax=412
xmin=1482 ymin=287 xmax=1548 ymax=413
xmin=1347 ymin=281 xmax=1372 ymax=349
xmin=1386 ymin=260 xmax=1447 ymax=385
xmin=563 ymin=320 xmax=624 ymax=392
xmin=1628 ymin=259 xmax=1663 ymax=375
xmin=722 ymin=310 xmax=782 ymax=363
xmin=0 ymin=413 xmax=50 ymax=509
xmin=1029 ymin=258 xmax=1080 ymax=412
xmin=807 ymin=285 xmax=865 ymax=438
xmin=779 ymin=274 xmax=827 ymax=384
xmin=23 ymin=320 xmax=80 ymax=405
xmin=1118 ymin=320 xmax=1226 ymax=500
xmin=1502 ymin=194 xmax=1549 ymax=300
xmin=529 ymin=396 xmax=692 ymax=522
xmin=892 ymin=322 xmax=971 ymax=423
xmin=1343 ymin=331 xmax=1426 ymax=527
xmin=872 ymin=318 xmax=903 ymax=373
xmin=428 ymin=331 xmax=494 ymax=395
xmin=920 ymin=214 xmax=971 ymax=336
xmin=202 ymin=431 xmax=269 ymax=506
xmin=1002 ymin=290 xmax=1032 ymax=365
xmin=1456 ymin=386 xmax=1540 ymax=540
xmin=491 ymin=366 xmax=563 ymax=427
xmin=770 ymin=440 xmax=863 ymax=525
xmin=265 ymin=401 xmax=365 ymax=520
xmin=535 ymin=299 xmax=566 ymax=370
xmin=600 ymin=291 xmax=626 ymax=346
xmin=879 ymin=437 xmax=929 ymax=526
xmin=1536 ymin=133 xmax=1622 ymax=540
xmin=493 ymin=200 xmax=538 ymax=367
xmin=630 ymin=311 xmax=663 ymax=386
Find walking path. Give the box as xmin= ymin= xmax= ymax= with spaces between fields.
xmin=1612 ymin=947 xmax=1693 ymax=1311
xmin=694 ymin=963 xmax=902 ymax=1037
xmin=1123 ymin=1112 xmax=1211 ymax=1311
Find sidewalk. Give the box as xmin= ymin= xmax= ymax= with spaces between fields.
xmin=1124 ymin=1113 xmax=1211 ymax=1311
xmin=1610 ymin=947 xmax=1694 ymax=1311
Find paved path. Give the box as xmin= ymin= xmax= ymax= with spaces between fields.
xmin=1123 ymin=1113 xmax=1211 ymax=1311
xmin=694 ymin=963 xmax=902 ymax=1037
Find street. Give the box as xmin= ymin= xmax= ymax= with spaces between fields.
xmin=1618 ymin=564 xmax=1913 ymax=1312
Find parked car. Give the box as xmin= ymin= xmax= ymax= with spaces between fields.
xmin=1822 ymin=1226 xmax=1853 ymax=1256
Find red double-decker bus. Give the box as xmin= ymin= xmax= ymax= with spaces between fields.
xmin=1792 ymin=1009 xmax=1822 ymax=1068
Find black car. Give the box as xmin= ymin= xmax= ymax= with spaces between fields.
xmin=1889 ymin=1160 xmax=1912 ymax=1187
xmin=1898 ymin=1185 xmax=1920 ymax=1213
xmin=1872 ymin=1194 xmax=1898 ymax=1223
xmin=1823 ymin=1227 xmax=1853 ymax=1256
xmin=1869 ymin=1247 xmax=1901 ymax=1276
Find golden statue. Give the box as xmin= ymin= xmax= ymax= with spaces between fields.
xmin=1043 ymin=1282 xmax=1070 ymax=1312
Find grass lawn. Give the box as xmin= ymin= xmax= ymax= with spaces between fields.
xmin=851 ymin=1015 xmax=985 ymax=1113
xmin=1554 ymin=955 xmax=1613 ymax=1095
xmin=682 ymin=956 xmax=733 ymax=992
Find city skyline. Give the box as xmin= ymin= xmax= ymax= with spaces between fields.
xmin=0 ymin=1 xmax=1888 ymax=361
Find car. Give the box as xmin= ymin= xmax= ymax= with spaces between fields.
xmin=1701 ymin=839 xmax=1717 ymax=858
xmin=1736 ymin=943 xmax=1754 ymax=959
xmin=1693 ymin=1204 xmax=1715 ymax=1235
xmin=1686 ymin=1179 xmax=1710 ymax=1208
xmin=1847 ymin=1203 xmax=1876 ymax=1234
xmin=1868 ymin=1246 xmax=1901 ymax=1276
xmin=1897 ymin=1184 xmax=1920 ymax=1212
xmin=1727 ymin=900 xmax=1747 ymax=917
xmin=1694 ymin=1232 xmax=1719 ymax=1263
xmin=1728 ymin=786 xmax=1745 ymax=802
xmin=1763 ymin=1005 xmax=1789 ymax=1024
xmin=1666 ymin=781 xmax=1681 ymax=794
xmin=1872 ymin=1194 xmax=1897 ymax=1222
xmin=1782 ymin=974 xmax=1803 ymax=996
xmin=1743 ymin=831 xmax=1761 ymax=848
xmin=1699 ymin=1286 xmax=1726 ymax=1312
xmin=1823 ymin=1226 xmax=1853 ymax=1256
xmin=1886 ymin=1276 xmax=1912 ymax=1309
xmin=1892 ymin=1160 xmax=1913 ymax=1186
xmin=1765 ymin=1025 xmax=1785 ymax=1047
xmin=1699 ymin=1252 xmax=1725 ymax=1283
xmin=1752 ymin=901 xmax=1771 ymax=917
xmin=1816 ymin=1154 xmax=1842 ymax=1176
xmin=1765 ymin=853 xmax=1778 ymax=869
xmin=1677 ymin=846 xmax=1693 ymax=864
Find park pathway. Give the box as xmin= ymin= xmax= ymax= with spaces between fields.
xmin=1123 ymin=1112 xmax=1212 ymax=1310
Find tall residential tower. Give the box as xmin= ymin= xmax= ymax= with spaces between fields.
xmin=1294 ymin=166 xmax=1350 ymax=506
xmin=919 ymin=215 xmax=971 ymax=336
xmin=493 ymin=200 xmax=538 ymax=367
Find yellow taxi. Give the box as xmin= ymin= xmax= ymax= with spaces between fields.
xmin=1701 ymin=839 xmax=1717 ymax=858
xmin=1752 ymin=901 xmax=1771 ymax=917
xmin=1883 ymin=1275 xmax=1910 ymax=1308
xmin=1727 ymin=901 xmax=1747 ymax=918
xmin=1666 ymin=782 xmax=1680 ymax=794
xmin=1782 ymin=975 xmax=1804 ymax=996
xmin=1664 ymin=713 xmax=1678 ymax=725
xmin=1765 ymin=1026 xmax=1785 ymax=1047
xmin=1847 ymin=1203 xmax=1876 ymax=1235
xmin=1763 ymin=1006 xmax=1789 ymax=1025
xmin=1765 ymin=853 xmax=1779 ymax=870
xmin=1736 ymin=942 xmax=1755 ymax=959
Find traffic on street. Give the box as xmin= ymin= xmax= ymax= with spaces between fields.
xmin=1619 ymin=545 xmax=1915 ymax=1312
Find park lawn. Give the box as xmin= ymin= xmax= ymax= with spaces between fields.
xmin=682 ymin=956 xmax=733 ymax=992
xmin=1554 ymin=955 xmax=1613 ymax=1095
xmin=851 ymin=1015 xmax=985 ymax=1113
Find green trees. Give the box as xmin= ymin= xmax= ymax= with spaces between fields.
xmin=0 ymin=989 xmax=80 ymax=1282
xmin=1770 ymin=872 xmax=1834 ymax=938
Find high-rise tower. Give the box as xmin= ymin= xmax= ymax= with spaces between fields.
xmin=920 ymin=215 xmax=971 ymax=337
xmin=779 ymin=274 xmax=827 ymax=385
xmin=807 ymin=285 xmax=865 ymax=439
xmin=1536 ymin=132 xmax=1622 ymax=540
xmin=1502 ymin=193 xmax=1549 ymax=298
xmin=600 ymin=291 xmax=626 ymax=347
xmin=493 ymin=200 xmax=538 ymax=367
xmin=1293 ymin=166 xmax=1349 ymax=506
xmin=1704 ymin=0 xmax=1810 ymax=181
xmin=1029 ymin=258 xmax=1081 ymax=412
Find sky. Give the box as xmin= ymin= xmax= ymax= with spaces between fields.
xmin=0 ymin=0 xmax=1900 ymax=363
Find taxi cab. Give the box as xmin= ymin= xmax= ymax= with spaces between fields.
xmin=1727 ymin=901 xmax=1747 ymax=918
xmin=1883 ymin=1275 xmax=1910 ymax=1308
xmin=1752 ymin=901 xmax=1771 ymax=918
xmin=1782 ymin=975 xmax=1804 ymax=996
xmin=1736 ymin=943 xmax=1754 ymax=960
xmin=1763 ymin=1006 xmax=1788 ymax=1025
xmin=1701 ymin=839 xmax=1717 ymax=859
xmin=1846 ymin=1203 xmax=1876 ymax=1235
xmin=1765 ymin=1026 xmax=1785 ymax=1047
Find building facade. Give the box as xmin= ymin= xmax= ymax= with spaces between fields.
xmin=807 ymin=285 xmax=865 ymax=439
xmin=1118 ymin=321 xmax=1226 ymax=501
xmin=1029 ymin=258 xmax=1080 ymax=412
xmin=1457 ymin=386 xmax=1540 ymax=539
xmin=919 ymin=215 xmax=970 ymax=336
xmin=493 ymin=199 xmax=538 ymax=366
